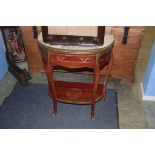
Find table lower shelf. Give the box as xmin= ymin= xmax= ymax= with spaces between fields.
xmin=48 ymin=81 xmax=104 ymax=104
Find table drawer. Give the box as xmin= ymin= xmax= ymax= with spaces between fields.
xmin=49 ymin=53 xmax=97 ymax=64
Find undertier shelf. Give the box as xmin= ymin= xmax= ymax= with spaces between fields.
xmin=48 ymin=81 xmax=104 ymax=104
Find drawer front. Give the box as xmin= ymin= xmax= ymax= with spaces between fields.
xmin=49 ymin=53 xmax=97 ymax=64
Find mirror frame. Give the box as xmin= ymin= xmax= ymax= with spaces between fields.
xmin=41 ymin=26 xmax=105 ymax=46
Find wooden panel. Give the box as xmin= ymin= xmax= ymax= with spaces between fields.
xmin=21 ymin=26 xmax=144 ymax=83
xmin=101 ymin=26 xmax=144 ymax=83
xmin=20 ymin=26 xmax=44 ymax=74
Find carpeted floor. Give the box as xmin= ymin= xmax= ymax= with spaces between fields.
xmin=0 ymin=82 xmax=119 ymax=129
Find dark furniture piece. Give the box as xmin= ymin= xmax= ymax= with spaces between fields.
xmin=0 ymin=26 xmax=31 ymax=85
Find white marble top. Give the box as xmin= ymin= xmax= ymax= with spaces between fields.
xmin=38 ymin=33 xmax=114 ymax=50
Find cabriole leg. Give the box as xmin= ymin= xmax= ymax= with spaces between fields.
xmin=45 ymin=65 xmax=57 ymax=116
xmin=91 ymin=65 xmax=100 ymax=119
xmin=103 ymin=52 xmax=113 ymax=101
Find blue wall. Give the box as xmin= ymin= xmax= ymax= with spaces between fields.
xmin=0 ymin=30 xmax=8 ymax=80
xmin=143 ymin=40 xmax=155 ymax=96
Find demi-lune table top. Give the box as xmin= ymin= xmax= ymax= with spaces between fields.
xmin=38 ymin=33 xmax=114 ymax=54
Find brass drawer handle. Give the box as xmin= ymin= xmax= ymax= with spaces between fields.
xmin=79 ymin=58 xmax=89 ymax=62
xmin=56 ymin=56 xmax=65 ymax=62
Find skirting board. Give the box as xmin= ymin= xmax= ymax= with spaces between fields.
xmin=140 ymin=83 xmax=155 ymax=101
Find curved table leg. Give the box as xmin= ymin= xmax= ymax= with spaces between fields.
xmin=91 ymin=65 xmax=100 ymax=119
xmin=45 ymin=64 xmax=57 ymax=115
xmin=103 ymin=52 xmax=113 ymax=101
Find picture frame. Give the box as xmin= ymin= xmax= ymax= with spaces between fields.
xmin=1 ymin=26 xmax=26 ymax=63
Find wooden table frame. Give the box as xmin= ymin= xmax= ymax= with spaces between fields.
xmin=38 ymin=35 xmax=114 ymax=119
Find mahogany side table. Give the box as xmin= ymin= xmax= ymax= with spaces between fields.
xmin=38 ymin=33 xmax=114 ymax=119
